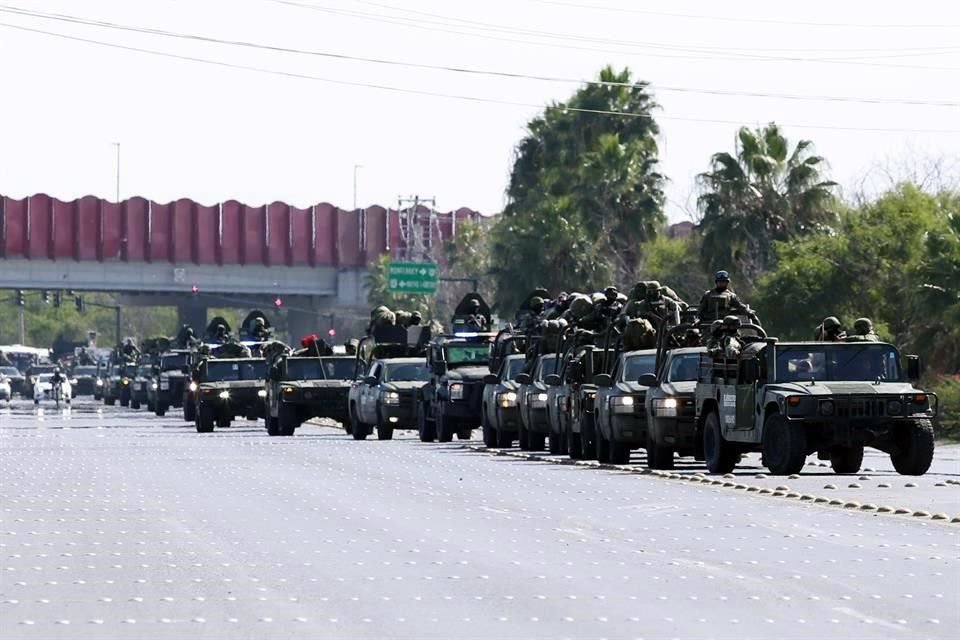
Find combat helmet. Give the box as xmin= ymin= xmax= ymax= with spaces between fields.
xmin=722 ymin=315 xmax=741 ymax=331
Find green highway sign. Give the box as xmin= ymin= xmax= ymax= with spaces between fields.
xmin=387 ymin=260 xmax=439 ymax=294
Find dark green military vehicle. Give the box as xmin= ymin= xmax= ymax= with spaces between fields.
xmin=265 ymin=355 xmax=356 ymax=436
xmin=592 ymin=349 xmax=658 ymax=464
xmin=148 ymin=350 xmax=192 ymax=417
xmin=194 ymin=358 xmax=267 ymax=433
xmin=695 ymin=337 xmax=938 ymax=475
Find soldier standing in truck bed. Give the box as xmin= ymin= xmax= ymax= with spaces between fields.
xmin=697 ymin=270 xmax=752 ymax=323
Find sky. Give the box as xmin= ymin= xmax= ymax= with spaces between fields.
xmin=0 ymin=0 xmax=958 ymax=222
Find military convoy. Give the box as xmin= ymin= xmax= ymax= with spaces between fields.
xmin=87 ymin=289 xmax=939 ymax=477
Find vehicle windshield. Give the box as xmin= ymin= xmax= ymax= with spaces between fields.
xmin=444 ymin=343 xmax=491 ymax=366
xmin=284 ymin=358 xmax=356 ymax=381
xmin=205 ymin=359 xmax=267 ymax=382
xmin=122 ymin=365 xmax=138 ymax=378
xmin=537 ymin=355 xmax=558 ymax=380
xmin=0 ymin=366 xmax=20 ymax=376
xmin=667 ymin=354 xmax=701 ymax=382
xmin=384 ymin=362 xmax=431 ymax=382
xmin=160 ymin=353 xmax=189 ymax=371
xmin=775 ymin=344 xmax=902 ymax=382
xmin=30 ymin=365 xmax=56 ymax=375
xmin=73 ymin=366 xmax=98 ymax=376
xmin=622 ymin=354 xmax=657 ymax=382
xmin=137 ymin=366 xmax=153 ymax=377
xmin=504 ymin=357 xmax=526 ymax=381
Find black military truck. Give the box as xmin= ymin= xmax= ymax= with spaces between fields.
xmin=265 ymin=353 xmax=356 ymax=436
xmin=349 ymin=357 xmax=430 ymax=440
xmin=416 ymin=294 xmax=496 ymax=443
xmin=481 ymin=353 xmax=527 ymax=448
xmin=515 ymin=353 xmax=559 ymax=451
xmin=148 ymin=349 xmax=192 ymax=417
xmin=103 ymin=360 xmax=137 ymax=407
xmin=695 ymin=336 xmax=938 ymax=475
xmin=194 ymin=357 xmax=267 ymax=433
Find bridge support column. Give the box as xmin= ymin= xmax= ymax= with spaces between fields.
xmin=287 ymin=297 xmax=322 ymax=344
xmin=178 ymin=302 xmax=208 ymax=334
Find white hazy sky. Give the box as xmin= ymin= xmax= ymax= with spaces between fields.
xmin=0 ymin=0 xmax=958 ymax=221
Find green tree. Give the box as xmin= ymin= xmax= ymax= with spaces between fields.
xmin=697 ymin=123 xmax=837 ymax=293
xmin=915 ymin=202 xmax=960 ymax=372
xmin=492 ymin=66 xmax=665 ymax=311
xmin=640 ymin=234 xmax=714 ymax=306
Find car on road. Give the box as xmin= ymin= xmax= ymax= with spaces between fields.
xmin=194 ymin=357 xmax=267 ymax=432
xmin=349 ymin=357 xmax=430 ymax=440
xmin=131 ymin=364 xmax=154 ymax=410
xmin=0 ymin=366 xmax=25 ymax=397
xmin=148 ymin=350 xmax=192 ymax=417
xmin=695 ymin=337 xmax=938 ymax=476
xmin=103 ymin=362 xmax=137 ymax=407
xmin=593 ymin=349 xmax=658 ymax=464
xmin=265 ymin=354 xmax=357 ymax=436
xmin=33 ymin=373 xmax=72 ymax=406
xmin=70 ymin=365 xmax=99 ymax=396
xmin=546 ymin=344 xmax=613 ymax=460
xmin=515 ymin=353 xmax=559 ymax=451
xmin=417 ymin=334 xmax=495 ymax=442
xmin=641 ymin=347 xmax=705 ymax=469
xmin=481 ymin=353 xmax=527 ymax=448
xmin=0 ymin=376 xmax=11 ymax=403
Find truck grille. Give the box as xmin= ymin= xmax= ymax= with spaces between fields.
xmin=833 ymin=397 xmax=888 ymax=418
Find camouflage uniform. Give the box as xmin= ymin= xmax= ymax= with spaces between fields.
xmin=814 ymin=316 xmax=846 ymax=342
xmin=634 ymin=281 xmax=681 ymax=325
xmin=697 ymin=284 xmax=750 ymax=324
xmin=843 ymin=318 xmax=880 ymax=342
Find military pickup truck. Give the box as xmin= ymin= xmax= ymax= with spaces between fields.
xmin=194 ymin=357 xmax=267 ymax=433
xmin=481 ymin=353 xmax=527 ymax=448
xmin=103 ymin=361 xmax=137 ymax=407
xmin=695 ymin=337 xmax=938 ymax=475
xmin=515 ymin=353 xmax=559 ymax=451
xmin=349 ymin=357 xmax=430 ymax=440
xmin=265 ymin=355 xmax=356 ymax=436
xmin=148 ymin=350 xmax=192 ymax=417
xmin=417 ymin=334 xmax=495 ymax=442
xmin=641 ymin=346 xmax=705 ymax=469
xmin=592 ymin=348 xmax=657 ymax=464
xmin=546 ymin=343 xmax=613 ymax=460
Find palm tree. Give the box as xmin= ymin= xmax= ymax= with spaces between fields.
xmin=697 ymin=123 xmax=837 ymax=292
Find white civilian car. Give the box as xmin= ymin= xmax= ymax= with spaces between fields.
xmin=33 ymin=373 xmax=72 ymax=405
xmin=0 ymin=377 xmax=11 ymax=403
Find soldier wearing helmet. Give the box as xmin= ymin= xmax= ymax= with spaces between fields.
xmin=697 ymin=270 xmax=752 ymax=324
xmin=844 ymin=317 xmax=880 ymax=342
xmin=814 ymin=316 xmax=846 ymax=341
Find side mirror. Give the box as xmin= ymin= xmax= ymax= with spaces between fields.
xmin=637 ymin=373 xmax=658 ymax=387
xmin=364 ymin=375 xmax=378 ymax=385
xmin=593 ymin=373 xmax=613 ymax=388
xmin=515 ymin=373 xmax=532 ymax=385
xmin=742 ymin=358 xmax=758 ymax=383
xmin=483 ymin=374 xmax=499 ymax=385
xmin=906 ymin=355 xmax=922 ymax=382
xmin=544 ymin=374 xmax=561 ymax=387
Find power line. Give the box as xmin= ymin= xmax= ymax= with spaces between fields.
xmin=265 ymin=0 xmax=960 ymax=69
xmin=1 ymin=5 xmax=957 ymax=107
xmin=2 ymin=21 xmax=959 ymax=135
xmin=524 ymin=0 xmax=960 ymax=29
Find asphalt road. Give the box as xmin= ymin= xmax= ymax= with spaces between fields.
xmin=2 ymin=398 xmax=959 ymax=639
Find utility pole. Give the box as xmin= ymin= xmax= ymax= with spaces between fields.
xmin=18 ymin=306 xmax=25 ymax=344
xmin=397 ymin=195 xmax=437 ymax=261
xmin=353 ymin=164 xmax=363 ymax=210
xmin=113 ymin=142 xmax=121 ymax=202
xmin=114 ymin=306 xmax=122 ymax=347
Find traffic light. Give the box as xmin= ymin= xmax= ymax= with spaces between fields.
xmin=53 ymin=291 xmax=62 ymax=308
xmin=191 ymin=284 xmax=199 ymax=295
xmin=42 ymin=290 xmax=50 ymax=304
xmin=15 ymin=290 xmax=25 ymax=306
xmin=274 ymin=297 xmax=283 ymax=308
xmin=74 ymin=295 xmax=85 ymax=312
xmin=327 ymin=328 xmax=336 ymax=338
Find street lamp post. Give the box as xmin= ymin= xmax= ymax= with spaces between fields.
xmin=353 ymin=164 xmax=363 ymax=210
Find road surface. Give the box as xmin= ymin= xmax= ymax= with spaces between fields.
xmin=2 ymin=398 xmax=958 ymax=639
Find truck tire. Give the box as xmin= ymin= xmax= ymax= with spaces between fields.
xmin=579 ymin=418 xmax=597 ymax=461
xmin=417 ymin=405 xmax=435 ymax=443
xmin=266 ymin=415 xmax=280 ymax=436
xmin=155 ymin=404 xmax=167 ymax=417
xmin=548 ymin=432 xmax=562 ymax=454
xmin=184 ymin=397 xmax=196 ymax=422
xmin=457 ymin=428 xmax=472 ymax=441
xmin=437 ymin=416 xmax=454 ymax=443
xmin=518 ymin=424 xmax=530 ymax=450
xmin=762 ymin=413 xmax=806 ymax=475
xmin=830 ymin=445 xmax=863 ymax=474
xmin=278 ymin=404 xmax=298 ymax=436
xmin=131 ymin=398 xmax=141 ymax=410
xmin=482 ymin=410 xmax=497 ymax=447
xmin=595 ymin=424 xmax=610 ymax=462
xmin=377 ymin=421 xmax=394 ymax=441
xmin=703 ymin=411 xmax=738 ymax=474
xmin=120 ymin=388 xmax=131 ymax=407
xmin=567 ymin=428 xmax=582 ymax=460
xmin=196 ymin=403 xmax=215 ymax=433
xmin=351 ymin=411 xmax=369 ymax=440
xmin=891 ymin=419 xmax=934 ymax=476
xmin=496 ymin=428 xmax=514 ymax=448
xmin=608 ymin=439 xmax=630 ymax=465
xmin=528 ymin=432 xmax=545 ymax=452
xmin=647 ymin=443 xmax=675 ymax=470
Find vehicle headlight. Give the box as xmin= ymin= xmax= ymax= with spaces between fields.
xmin=257 ymin=389 xmax=267 ymax=398
xmin=531 ymin=392 xmax=548 ymax=408
xmin=449 ymin=383 xmax=464 ymax=400
xmin=96 ymin=379 xmax=104 ymax=386
xmin=219 ymin=390 xmax=230 ymax=400
xmin=283 ymin=386 xmax=297 ymax=395
xmin=819 ymin=400 xmax=834 ymax=416
xmin=908 ymin=394 xmax=929 ymax=413
xmin=70 ymin=378 xmax=78 ymax=385
xmin=122 ymin=379 xmax=130 ymax=386
xmin=612 ymin=395 xmax=638 ymax=414
xmin=382 ymin=391 xmax=401 ymax=405
xmin=189 ymin=382 xmax=198 ymax=392
xmin=498 ymin=391 xmax=518 ymax=408
xmin=151 ymin=383 xmax=158 ymax=390
xmin=886 ymin=400 xmax=903 ymax=416
xmin=653 ymin=397 xmax=678 ymax=417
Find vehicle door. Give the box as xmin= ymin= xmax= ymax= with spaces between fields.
xmin=360 ymin=362 xmax=381 ymax=423
xmin=734 ymin=356 xmax=757 ymax=431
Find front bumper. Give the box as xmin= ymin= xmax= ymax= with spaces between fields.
xmin=282 ymin=388 xmax=350 ymax=422
xmin=609 ymin=413 xmax=649 ymax=445
xmin=497 ymin=406 xmax=520 ymax=431
xmin=199 ymin=390 xmax=265 ymax=417
xmin=525 ymin=406 xmax=550 ymax=433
